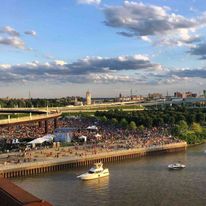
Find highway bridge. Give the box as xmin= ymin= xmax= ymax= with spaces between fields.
xmin=0 ymin=109 xmax=61 ymax=134
xmin=0 ymin=108 xmax=47 ymax=114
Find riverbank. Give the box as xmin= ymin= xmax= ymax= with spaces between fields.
xmin=187 ymin=139 xmax=206 ymax=147
xmin=0 ymin=142 xmax=187 ymax=178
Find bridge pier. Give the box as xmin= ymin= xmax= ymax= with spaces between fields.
xmin=45 ymin=120 xmax=48 ymax=134
xmin=54 ymin=118 xmax=58 ymax=129
xmin=38 ymin=121 xmax=42 ymax=128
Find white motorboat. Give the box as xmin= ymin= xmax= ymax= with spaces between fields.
xmin=168 ymin=163 xmax=186 ymax=170
xmin=77 ymin=162 xmax=109 ymax=180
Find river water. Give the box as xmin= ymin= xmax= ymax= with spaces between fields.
xmin=14 ymin=144 xmax=206 ymax=206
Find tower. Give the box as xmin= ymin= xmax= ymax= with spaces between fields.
xmin=86 ymin=90 xmax=91 ymax=105
xmin=130 ymin=89 xmax=133 ymax=100
xmin=203 ymin=90 xmax=206 ymax=98
xmin=29 ymin=90 xmax=31 ymax=99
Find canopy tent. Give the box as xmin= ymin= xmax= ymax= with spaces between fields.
xmin=78 ymin=135 xmax=87 ymax=142
xmin=12 ymin=139 xmax=20 ymax=144
xmin=28 ymin=134 xmax=54 ymax=145
xmin=86 ymin=125 xmax=98 ymax=130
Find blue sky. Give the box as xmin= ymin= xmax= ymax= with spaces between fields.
xmin=1 ymin=0 xmax=206 ymax=98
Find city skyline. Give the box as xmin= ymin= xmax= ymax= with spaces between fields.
xmin=1 ymin=0 xmax=206 ymax=98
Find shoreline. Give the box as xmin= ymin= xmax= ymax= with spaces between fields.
xmin=187 ymin=140 xmax=206 ymax=147
xmin=0 ymin=142 xmax=187 ymax=178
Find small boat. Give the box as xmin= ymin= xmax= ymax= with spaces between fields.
xmin=77 ymin=162 xmax=109 ymax=180
xmin=168 ymin=163 xmax=186 ymax=170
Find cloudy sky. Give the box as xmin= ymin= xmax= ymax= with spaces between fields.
xmin=1 ymin=0 xmax=206 ymax=98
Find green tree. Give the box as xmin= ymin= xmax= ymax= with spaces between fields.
xmin=176 ymin=120 xmax=188 ymax=135
xmin=111 ymin=118 xmax=118 ymax=125
xmin=101 ymin=116 xmax=108 ymax=123
xmin=176 ymin=114 xmax=186 ymax=123
xmin=191 ymin=122 xmax=203 ymax=134
xmin=186 ymin=114 xmax=195 ymax=125
xmin=120 ymin=118 xmax=128 ymax=128
xmin=168 ymin=116 xmax=175 ymax=125
xmin=153 ymin=117 xmax=164 ymax=126
xmin=195 ymin=112 xmax=205 ymax=123
xmin=129 ymin=121 xmax=137 ymax=130
xmin=138 ymin=125 xmax=145 ymax=132
xmin=143 ymin=117 xmax=153 ymax=128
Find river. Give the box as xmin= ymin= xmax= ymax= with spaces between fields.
xmin=14 ymin=144 xmax=206 ymax=206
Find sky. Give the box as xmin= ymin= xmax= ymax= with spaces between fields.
xmin=1 ymin=0 xmax=206 ymax=98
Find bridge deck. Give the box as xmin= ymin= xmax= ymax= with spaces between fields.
xmin=0 ymin=113 xmax=61 ymax=126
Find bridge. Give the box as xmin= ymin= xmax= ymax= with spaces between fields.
xmin=0 ymin=109 xmax=61 ymax=134
xmin=0 ymin=108 xmax=47 ymax=114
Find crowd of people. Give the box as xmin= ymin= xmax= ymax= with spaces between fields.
xmin=0 ymin=116 xmax=182 ymax=151
xmin=0 ymin=116 xmax=185 ymax=165
xmin=58 ymin=116 xmax=182 ymax=149
xmin=0 ymin=121 xmax=55 ymax=141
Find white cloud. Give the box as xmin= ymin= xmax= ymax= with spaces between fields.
xmin=1 ymin=56 xmax=205 ymax=87
xmin=188 ymin=42 xmax=206 ymax=59
xmin=0 ymin=37 xmax=25 ymax=49
xmin=24 ymin=30 xmax=37 ymax=36
xmin=77 ymin=0 xmax=101 ymax=5
xmin=52 ymin=60 xmax=67 ymax=66
xmin=141 ymin=36 xmax=152 ymax=43
xmin=103 ymin=1 xmax=206 ymax=47
xmin=0 ymin=26 xmax=37 ymax=49
xmin=0 ymin=26 xmax=20 ymax=36
xmin=0 ymin=54 xmax=163 ymax=84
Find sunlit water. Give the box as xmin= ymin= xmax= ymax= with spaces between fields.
xmin=14 ymin=144 xmax=206 ymax=206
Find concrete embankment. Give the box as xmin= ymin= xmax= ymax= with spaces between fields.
xmin=0 ymin=142 xmax=187 ymax=178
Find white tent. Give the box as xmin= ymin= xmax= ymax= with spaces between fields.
xmin=28 ymin=134 xmax=54 ymax=145
xmin=78 ymin=135 xmax=87 ymax=142
xmin=86 ymin=125 xmax=98 ymax=130
xmin=12 ymin=139 xmax=19 ymax=144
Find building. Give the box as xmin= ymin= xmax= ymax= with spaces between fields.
xmin=174 ymin=91 xmax=197 ymax=99
xmin=54 ymin=128 xmax=76 ymax=142
xmin=174 ymin=92 xmax=183 ymax=98
xmin=86 ymin=90 xmax=91 ymax=105
xmin=115 ymin=94 xmax=144 ymax=102
xmin=74 ymin=96 xmax=83 ymax=106
xmin=148 ymin=93 xmax=163 ymax=100
xmin=185 ymin=92 xmax=197 ymax=98
xmin=203 ymin=90 xmax=206 ymax=98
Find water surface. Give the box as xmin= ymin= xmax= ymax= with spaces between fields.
xmin=14 ymin=144 xmax=206 ymax=206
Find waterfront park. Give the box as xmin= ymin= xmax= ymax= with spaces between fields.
xmin=0 ymin=102 xmax=206 ymax=205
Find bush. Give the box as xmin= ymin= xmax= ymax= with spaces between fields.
xmin=120 ymin=118 xmax=128 ymax=128
xmin=191 ymin=122 xmax=203 ymax=134
xmin=129 ymin=121 xmax=137 ymax=130
xmin=111 ymin=118 xmax=118 ymax=125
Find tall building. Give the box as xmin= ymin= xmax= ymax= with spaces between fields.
xmin=203 ymin=90 xmax=206 ymax=98
xmin=86 ymin=90 xmax=91 ymax=105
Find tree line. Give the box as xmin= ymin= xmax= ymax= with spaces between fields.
xmin=0 ymin=97 xmax=83 ymax=108
xmin=95 ymin=105 xmax=206 ymax=144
